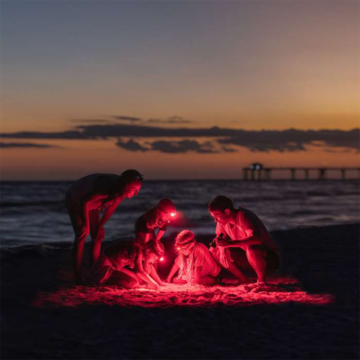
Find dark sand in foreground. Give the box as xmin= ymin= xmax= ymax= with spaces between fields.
xmin=1 ymin=224 xmax=359 ymax=359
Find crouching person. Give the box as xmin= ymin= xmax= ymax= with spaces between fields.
xmin=135 ymin=240 xmax=166 ymax=289
xmin=88 ymin=240 xmax=164 ymax=289
xmin=167 ymin=230 xmax=221 ymax=286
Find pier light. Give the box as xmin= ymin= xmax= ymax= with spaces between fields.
xmin=250 ymin=163 xmax=263 ymax=170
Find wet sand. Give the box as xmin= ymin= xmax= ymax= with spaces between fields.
xmin=1 ymin=224 xmax=359 ymax=359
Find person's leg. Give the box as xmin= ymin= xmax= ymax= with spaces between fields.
xmin=88 ymin=257 xmax=113 ymax=285
xmin=246 ymin=245 xmax=268 ymax=282
xmin=211 ymin=246 xmax=248 ymax=283
xmin=230 ymin=248 xmax=254 ymax=273
xmin=224 ymin=262 xmax=249 ymax=283
xmin=67 ymin=201 xmax=88 ymax=284
xmin=89 ymin=210 xmax=102 ymax=268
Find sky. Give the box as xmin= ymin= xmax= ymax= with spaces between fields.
xmin=0 ymin=0 xmax=359 ymax=180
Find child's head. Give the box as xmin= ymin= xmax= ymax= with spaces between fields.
xmin=157 ymin=198 xmax=176 ymax=223
xmin=145 ymin=198 xmax=176 ymax=229
xmin=175 ymin=230 xmax=196 ymax=256
xmin=143 ymin=241 xmax=164 ymax=273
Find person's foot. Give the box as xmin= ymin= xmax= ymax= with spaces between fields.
xmin=235 ymin=278 xmax=251 ymax=286
xmin=243 ymin=280 xmax=267 ymax=291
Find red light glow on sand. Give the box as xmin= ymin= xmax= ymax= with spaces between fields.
xmin=33 ymin=277 xmax=334 ymax=308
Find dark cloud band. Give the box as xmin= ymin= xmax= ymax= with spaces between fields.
xmin=0 ymin=142 xmax=59 ymax=149
xmin=0 ymin=123 xmax=358 ymax=153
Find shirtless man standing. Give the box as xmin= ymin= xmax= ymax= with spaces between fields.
xmin=65 ymin=169 xmax=143 ymax=284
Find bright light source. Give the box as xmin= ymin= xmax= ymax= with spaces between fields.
xmin=159 ymin=257 xmax=164 ymax=261
xmin=170 ymin=212 xmax=176 ymax=217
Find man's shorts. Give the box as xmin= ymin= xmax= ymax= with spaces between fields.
xmin=230 ymin=246 xmax=281 ymax=274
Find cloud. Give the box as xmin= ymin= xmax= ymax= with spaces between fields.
xmin=221 ymin=146 xmax=238 ymax=153
xmin=148 ymin=116 xmax=192 ymax=124
xmin=113 ymin=116 xmax=143 ymax=122
xmin=70 ymin=119 xmax=111 ymax=124
xmin=115 ymin=138 xmax=218 ymax=154
xmin=150 ymin=140 xmax=218 ymax=154
xmin=0 ymin=142 xmax=59 ymax=149
xmin=1 ymin=122 xmax=358 ymax=153
xmin=116 ymin=138 xmax=149 ymax=152
xmin=217 ymin=129 xmax=360 ymax=152
xmin=0 ymin=123 xmax=241 ymax=140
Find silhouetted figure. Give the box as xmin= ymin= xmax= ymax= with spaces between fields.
xmin=88 ymin=240 xmax=164 ymax=289
xmin=167 ymin=230 xmax=222 ymax=286
xmin=135 ymin=197 xmax=176 ymax=255
xmin=208 ymin=195 xmax=280 ymax=285
xmin=65 ymin=170 xmax=143 ymax=284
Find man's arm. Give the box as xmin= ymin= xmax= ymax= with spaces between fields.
xmin=119 ymin=267 xmax=141 ymax=283
xmin=136 ymin=232 xmax=151 ymax=244
xmin=135 ymin=250 xmax=145 ymax=273
xmin=135 ymin=271 xmax=159 ymax=289
xmin=166 ymin=263 xmax=180 ymax=283
xmin=154 ymin=229 xmax=165 ymax=243
xmin=216 ymin=232 xmax=262 ymax=251
xmin=133 ymin=252 xmax=159 ymax=288
xmin=217 ymin=211 xmax=263 ymax=251
xmin=99 ymin=197 xmax=123 ymax=228
xmin=149 ymin=265 xmax=165 ymax=286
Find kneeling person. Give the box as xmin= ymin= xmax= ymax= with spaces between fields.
xmin=167 ymin=230 xmax=221 ymax=286
xmin=89 ymin=240 xmax=163 ymax=289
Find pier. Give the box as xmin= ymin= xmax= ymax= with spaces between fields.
xmin=243 ymin=164 xmax=360 ymax=181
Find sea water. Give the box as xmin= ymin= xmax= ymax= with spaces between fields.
xmin=0 ymin=180 xmax=359 ymax=247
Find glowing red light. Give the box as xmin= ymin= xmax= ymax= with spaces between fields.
xmin=159 ymin=257 xmax=164 ymax=261
xmin=170 ymin=212 xmax=176 ymax=217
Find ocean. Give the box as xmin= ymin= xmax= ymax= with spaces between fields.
xmin=0 ymin=180 xmax=359 ymax=248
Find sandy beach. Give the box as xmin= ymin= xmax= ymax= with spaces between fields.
xmin=1 ymin=223 xmax=359 ymax=359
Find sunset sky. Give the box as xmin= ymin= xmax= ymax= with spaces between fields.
xmin=0 ymin=0 xmax=359 ymax=180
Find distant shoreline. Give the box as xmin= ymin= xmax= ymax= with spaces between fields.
xmin=1 ymin=178 xmax=360 ymax=183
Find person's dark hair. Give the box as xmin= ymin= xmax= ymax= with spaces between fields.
xmin=157 ymin=198 xmax=176 ymax=213
xmin=111 ymin=169 xmax=143 ymax=198
xmin=121 ymin=169 xmax=143 ymax=184
xmin=208 ymin=195 xmax=235 ymax=212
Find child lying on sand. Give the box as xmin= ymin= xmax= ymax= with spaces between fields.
xmin=167 ymin=230 xmax=222 ymax=286
xmin=88 ymin=240 xmax=164 ymax=289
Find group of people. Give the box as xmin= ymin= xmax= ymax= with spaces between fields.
xmin=66 ymin=170 xmax=281 ymax=288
